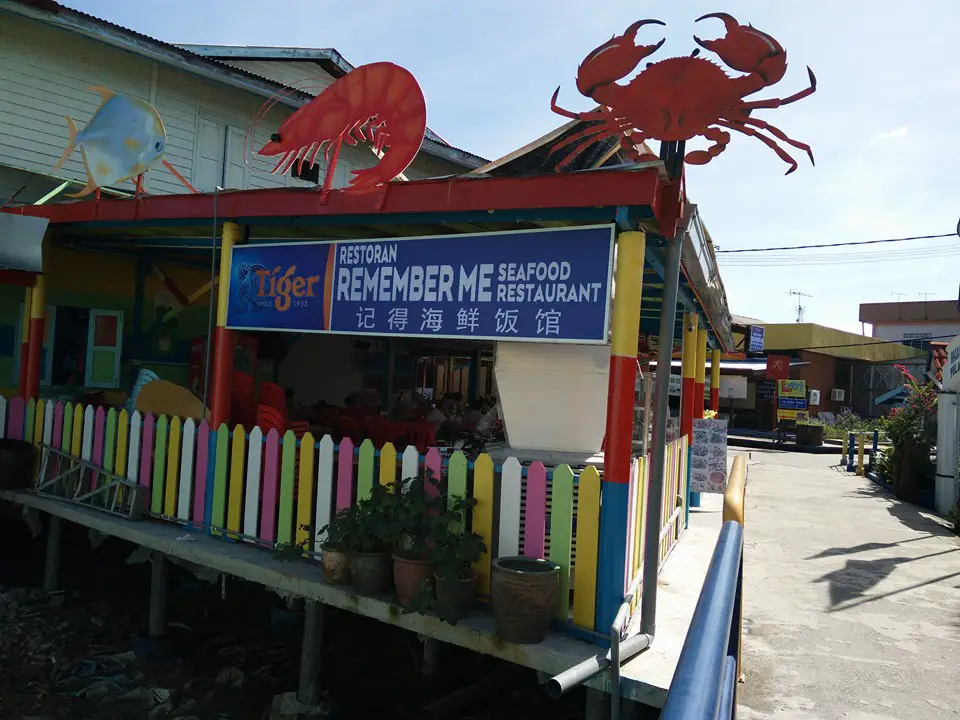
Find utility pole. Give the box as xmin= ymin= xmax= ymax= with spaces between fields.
xmin=892 ymin=292 xmax=908 ymax=321
xmin=788 ymin=289 xmax=813 ymax=323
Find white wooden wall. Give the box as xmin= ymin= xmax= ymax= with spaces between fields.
xmin=0 ymin=13 xmax=443 ymax=197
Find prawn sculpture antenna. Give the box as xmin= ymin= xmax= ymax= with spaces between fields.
xmin=549 ymin=13 xmax=817 ymax=174
xmin=257 ymin=61 xmax=427 ymax=199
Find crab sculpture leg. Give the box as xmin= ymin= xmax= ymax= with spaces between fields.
xmin=691 ymin=13 xmax=818 ymax=174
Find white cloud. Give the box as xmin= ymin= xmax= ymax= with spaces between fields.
xmin=869 ymin=126 xmax=910 ymax=143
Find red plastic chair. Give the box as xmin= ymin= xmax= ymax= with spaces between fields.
xmin=408 ymin=421 xmax=437 ymax=453
xmin=231 ymin=372 xmax=257 ymax=428
xmin=256 ymin=404 xmax=287 ymax=435
xmin=259 ymin=381 xmax=287 ymax=414
xmin=338 ymin=416 xmax=360 ymax=443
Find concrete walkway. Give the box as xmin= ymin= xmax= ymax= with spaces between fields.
xmin=737 ymin=450 xmax=960 ymax=720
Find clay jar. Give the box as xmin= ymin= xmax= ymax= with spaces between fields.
xmin=490 ymin=556 xmax=560 ymax=644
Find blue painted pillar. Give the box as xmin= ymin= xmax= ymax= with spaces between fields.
xmin=596 ymin=481 xmax=629 ymax=636
xmin=846 ymin=432 xmax=856 ymax=472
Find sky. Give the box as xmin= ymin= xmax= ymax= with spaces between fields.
xmin=65 ymin=0 xmax=960 ymax=334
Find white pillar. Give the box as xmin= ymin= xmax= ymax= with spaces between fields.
xmin=935 ymin=392 xmax=959 ymax=514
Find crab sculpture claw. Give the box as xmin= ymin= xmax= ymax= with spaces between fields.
xmin=576 ymin=19 xmax=667 ymax=97
xmin=694 ymin=12 xmax=787 ymax=86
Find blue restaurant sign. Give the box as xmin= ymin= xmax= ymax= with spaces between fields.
xmin=748 ymin=325 xmax=765 ymax=353
xmin=225 ymin=225 xmax=615 ymax=344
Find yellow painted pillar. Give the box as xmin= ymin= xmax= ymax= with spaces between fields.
xmin=694 ymin=327 xmax=708 ymax=419
xmin=211 ymin=222 xmax=240 ymax=427
xmin=680 ymin=313 xmax=698 ymax=440
xmin=598 ymin=230 xmax=646 ymax=632
xmin=709 ymin=348 xmax=721 ymax=412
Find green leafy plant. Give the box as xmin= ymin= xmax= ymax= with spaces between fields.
xmin=432 ymin=496 xmax=486 ymax=580
xmin=388 ymin=468 xmax=445 ymax=560
xmin=274 ymin=523 xmax=313 ymax=562
xmin=352 ymin=482 xmax=399 ymax=553
xmin=317 ymin=507 xmax=360 ymax=551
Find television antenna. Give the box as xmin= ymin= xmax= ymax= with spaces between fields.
xmin=788 ymin=289 xmax=813 ymax=323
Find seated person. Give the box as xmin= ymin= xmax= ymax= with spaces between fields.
xmin=461 ymin=398 xmax=484 ymax=431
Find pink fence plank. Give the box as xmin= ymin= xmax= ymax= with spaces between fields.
xmin=259 ymin=429 xmax=280 ymax=543
xmin=52 ymin=402 xmax=64 ymax=450
xmin=7 ymin=396 xmax=24 ymax=441
xmin=139 ymin=414 xmax=155 ymax=491
xmin=192 ymin=421 xmax=210 ymax=525
xmin=424 ymin=448 xmax=442 ymax=498
xmin=336 ymin=438 xmax=354 ymax=510
xmin=523 ymin=461 xmax=547 ymax=558
xmin=92 ymin=407 xmax=105 ymax=468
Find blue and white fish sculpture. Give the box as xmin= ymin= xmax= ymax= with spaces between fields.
xmin=52 ymin=85 xmax=169 ymax=198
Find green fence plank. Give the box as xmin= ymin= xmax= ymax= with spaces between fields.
xmin=277 ymin=430 xmax=297 ymax=546
xmin=211 ymin=424 xmax=231 ymax=533
xmin=447 ymin=451 xmax=468 ymax=527
xmin=151 ymin=416 xmax=169 ymax=515
xmin=357 ymin=439 xmax=375 ymax=501
xmin=549 ymin=464 xmax=575 ymax=620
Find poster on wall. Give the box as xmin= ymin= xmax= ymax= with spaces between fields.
xmin=225 ymin=225 xmax=615 ymax=344
xmin=690 ymin=418 xmax=729 ymax=493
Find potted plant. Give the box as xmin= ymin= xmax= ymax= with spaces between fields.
xmin=431 ymin=500 xmax=486 ymax=624
xmin=389 ymin=470 xmax=444 ymax=607
xmin=317 ymin=507 xmax=358 ymax=585
xmin=795 ymin=419 xmax=824 ymax=447
xmin=348 ymin=483 xmax=396 ymax=596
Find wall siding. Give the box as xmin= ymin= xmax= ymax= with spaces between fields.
xmin=0 ymin=11 xmax=468 ymax=199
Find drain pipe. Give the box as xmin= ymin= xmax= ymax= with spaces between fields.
xmin=641 ymin=227 xmax=684 ymax=639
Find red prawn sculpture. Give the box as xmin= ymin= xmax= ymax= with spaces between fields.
xmin=550 ymin=13 xmax=817 ymax=174
xmin=258 ymin=62 xmax=427 ymax=197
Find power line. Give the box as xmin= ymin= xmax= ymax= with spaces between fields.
xmin=766 ymin=332 xmax=957 ymax=352
xmin=716 ymin=232 xmax=957 ymax=254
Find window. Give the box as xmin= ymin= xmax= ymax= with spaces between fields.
xmin=12 ymin=305 xmax=123 ymax=389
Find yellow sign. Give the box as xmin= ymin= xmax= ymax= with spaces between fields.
xmin=776 ymin=409 xmax=809 ymax=421
xmin=777 ymin=379 xmax=806 ymax=398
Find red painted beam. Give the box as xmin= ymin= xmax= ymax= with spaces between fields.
xmin=8 ymin=169 xmax=663 ymax=226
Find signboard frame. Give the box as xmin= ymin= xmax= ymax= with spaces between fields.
xmin=224 ymin=224 xmax=617 ymax=345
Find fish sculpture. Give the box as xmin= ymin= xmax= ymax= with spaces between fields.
xmin=52 ymin=85 xmax=196 ymax=198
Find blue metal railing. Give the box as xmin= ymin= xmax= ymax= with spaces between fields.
xmin=661 ymin=521 xmax=744 ymax=720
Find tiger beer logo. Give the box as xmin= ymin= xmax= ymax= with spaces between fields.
xmin=255 ymin=265 xmax=321 ymax=312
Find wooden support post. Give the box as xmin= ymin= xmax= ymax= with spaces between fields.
xmin=149 ymin=553 xmax=168 ymax=638
xmin=43 ymin=515 xmax=61 ymax=591
xmin=297 ymin=600 xmax=325 ymax=706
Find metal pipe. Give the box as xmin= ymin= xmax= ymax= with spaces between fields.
xmin=642 ymin=228 xmax=683 ymax=637
xmin=417 ymin=666 xmax=525 ymax=720
xmin=660 ymin=522 xmax=743 ymax=720
xmin=545 ymin=632 xmax=651 ymax=699
xmin=716 ymin=656 xmax=738 ymax=719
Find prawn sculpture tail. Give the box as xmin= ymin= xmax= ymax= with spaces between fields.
xmin=258 ymin=62 xmax=427 ymax=198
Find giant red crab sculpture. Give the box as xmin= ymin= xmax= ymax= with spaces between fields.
xmin=549 ymin=13 xmax=817 ymax=174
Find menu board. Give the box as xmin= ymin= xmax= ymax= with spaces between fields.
xmin=690 ymin=418 xmax=729 ymax=493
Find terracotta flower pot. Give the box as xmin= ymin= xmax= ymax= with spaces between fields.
xmin=490 ymin=556 xmax=560 ymax=644
xmin=320 ymin=545 xmax=351 ymax=586
xmin=434 ymin=570 xmax=477 ymax=624
xmin=349 ymin=552 xmax=392 ymax=595
xmin=393 ymin=554 xmax=434 ymax=607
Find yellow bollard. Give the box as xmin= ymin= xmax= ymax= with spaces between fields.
xmin=856 ymin=434 xmax=865 ymax=476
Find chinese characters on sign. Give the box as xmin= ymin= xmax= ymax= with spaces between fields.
xmin=690 ymin=418 xmax=729 ymax=493
xmin=944 ymin=335 xmax=960 ymax=392
xmin=225 ymin=226 xmax=616 ymax=343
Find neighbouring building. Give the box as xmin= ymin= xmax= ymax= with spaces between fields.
xmin=859 ymin=300 xmax=960 ymax=350
xmin=717 ymin=320 xmax=925 ymax=428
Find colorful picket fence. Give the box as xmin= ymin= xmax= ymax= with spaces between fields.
xmin=0 ymin=395 xmax=608 ymax=634
xmin=623 ymin=436 xmax=689 ymax=615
